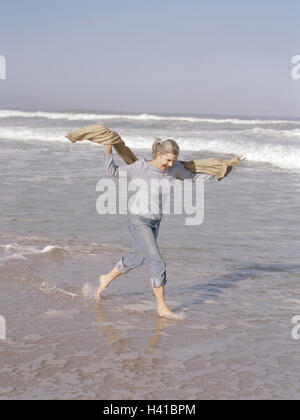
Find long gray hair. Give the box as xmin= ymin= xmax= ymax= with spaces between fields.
xmin=152 ymin=138 xmax=180 ymax=159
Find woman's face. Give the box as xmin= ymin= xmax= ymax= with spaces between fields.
xmin=157 ymin=152 xmax=178 ymax=171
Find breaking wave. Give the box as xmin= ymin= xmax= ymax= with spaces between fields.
xmin=1 ymin=109 xmax=300 ymax=125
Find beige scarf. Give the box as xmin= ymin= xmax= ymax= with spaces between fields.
xmin=66 ymin=124 xmax=245 ymax=181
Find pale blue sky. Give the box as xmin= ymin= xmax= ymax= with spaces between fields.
xmin=0 ymin=0 xmax=299 ymax=117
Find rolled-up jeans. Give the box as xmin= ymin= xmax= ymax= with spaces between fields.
xmin=116 ymin=214 xmax=167 ymax=288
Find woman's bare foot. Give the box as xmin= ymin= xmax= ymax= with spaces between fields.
xmin=157 ymin=305 xmax=183 ymax=320
xmin=97 ymin=274 xmax=112 ymax=299
xmin=97 ymin=267 xmax=123 ymax=300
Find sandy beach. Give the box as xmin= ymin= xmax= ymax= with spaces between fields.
xmin=0 ymin=110 xmax=300 ymax=399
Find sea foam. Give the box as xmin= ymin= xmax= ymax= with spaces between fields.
xmin=0 ymin=109 xmax=300 ymax=125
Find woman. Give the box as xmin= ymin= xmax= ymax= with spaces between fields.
xmin=98 ymin=139 xmax=216 ymax=319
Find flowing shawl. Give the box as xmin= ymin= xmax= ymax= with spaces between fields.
xmin=66 ymin=124 xmax=245 ymax=181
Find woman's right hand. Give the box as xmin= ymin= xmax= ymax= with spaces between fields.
xmin=104 ymin=144 xmax=113 ymax=155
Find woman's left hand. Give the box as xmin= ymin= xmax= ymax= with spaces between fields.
xmin=104 ymin=144 xmax=113 ymax=155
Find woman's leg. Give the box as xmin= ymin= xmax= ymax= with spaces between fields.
xmin=128 ymin=217 xmax=180 ymax=319
xmin=152 ymin=285 xmax=182 ymax=320
xmin=98 ymin=222 xmax=145 ymax=299
xmin=128 ymin=218 xmax=166 ymax=288
xmin=98 ymin=266 xmax=122 ymax=299
xmin=98 ymin=216 xmax=182 ymax=319
xmin=115 ymin=240 xmax=145 ymax=274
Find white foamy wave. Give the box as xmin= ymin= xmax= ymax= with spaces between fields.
xmin=0 ymin=244 xmax=69 ymax=267
xmin=1 ymin=124 xmax=300 ymax=170
xmin=0 ymin=109 xmax=204 ymax=122
xmin=0 ymin=126 xmax=69 ymax=142
xmin=81 ymin=282 xmax=98 ymax=300
xmin=176 ymin=136 xmax=300 ymax=170
xmin=2 ymin=124 xmax=300 ymax=145
xmin=248 ymin=127 xmax=300 ymax=138
xmin=1 ymin=109 xmax=300 ymax=125
xmin=128 ymin=134 xmax=300 ymax=170
xmin=39 ymin=281 xmax=80 ymax=298
xmin=0 ymin=252 xmax=28 ymax=267
xmin=0 ymin=246 xmax=68 ymax=267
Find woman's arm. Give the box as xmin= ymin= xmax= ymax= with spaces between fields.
xmin=103 ymin=147 xmax=140 ymax=178
xmin=104 ymin=144 xmax=113 ymax=155
xmin=174 ymin=161 xmax=216 ymax=182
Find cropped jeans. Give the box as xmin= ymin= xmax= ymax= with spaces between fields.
xmin=116 ymin=214 xmax=167 ymax=288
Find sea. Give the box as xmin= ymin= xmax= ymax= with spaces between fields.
xmin=0 ymin=109 xmax=299 ymax=400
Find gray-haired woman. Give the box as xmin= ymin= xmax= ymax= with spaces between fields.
xmin=98 ymin=139 xmax=216 ymax=319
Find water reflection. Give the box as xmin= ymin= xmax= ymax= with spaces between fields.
xmin=95 ymin=302 xmax=175 ymax=350
xmin=175 ymin=262 xmax=300 ymax=310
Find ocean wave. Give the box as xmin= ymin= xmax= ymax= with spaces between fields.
xmin=176 ymin=136 xmax=300 ymax=170
xmin=0 ymin=252 xmax=28 ymax=266
xmin=0 ymin=126 xmax=68 ymax=142
xmin=248 ymin=127 xmax=300 ymax=138
xmin=2 ymin=125 xmax=300 ymax=144
xmin=0 ymin=244 xmax=69 ymax=266
xmin=0 ymin=109 xmax=300 ymax=125
xmin=4 ymin=243 xmax=69 ymax=255
xmin=1 ymin=125 xmax=300 ymax=170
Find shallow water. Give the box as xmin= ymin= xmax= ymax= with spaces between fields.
xmin=0 ymin=111 xmax=300 ymax=399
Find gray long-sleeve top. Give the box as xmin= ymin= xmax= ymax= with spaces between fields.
xmin=103 ymin=152 xmax=216 ymax=219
